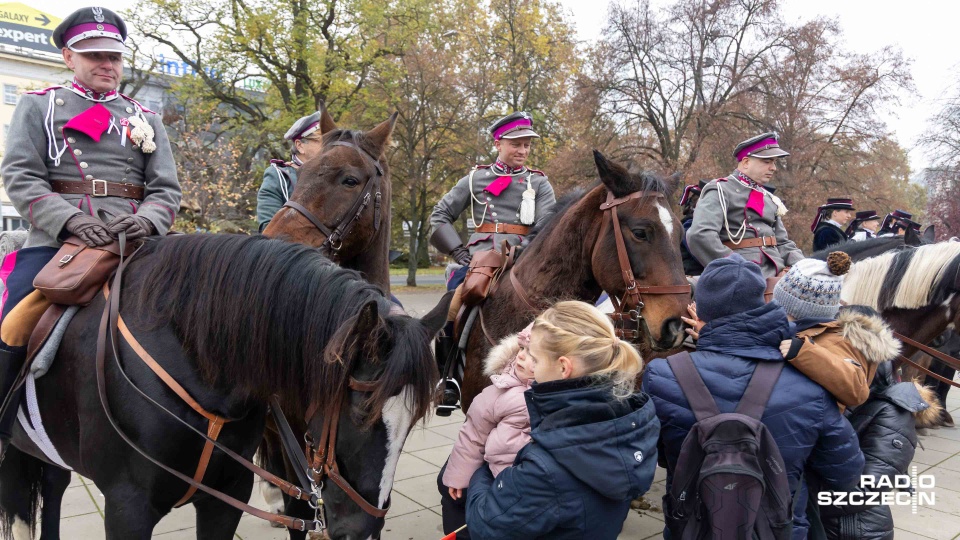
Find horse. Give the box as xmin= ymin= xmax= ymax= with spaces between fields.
xmin=0 ymin=234 xmax=451 ymax=540
xmin=835 ymin=239 xmax=960 ymax=427
xmin=459 ymin=151 xmax=690 ymax=410
xmin=263 ymin=106 xmax=397 ymax=293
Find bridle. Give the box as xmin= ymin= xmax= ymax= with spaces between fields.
xmin=282 ymin=139 xmax=384 ymax=257
xmin=596 ymin=190 xmax=691 ymax=345
xmin=507 ymin=188 xmax=691 ymax=348
xmin=94 ymin=235 xmax=391 ymax=534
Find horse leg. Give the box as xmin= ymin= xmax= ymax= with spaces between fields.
xmin=928 ymin=359 xmax=956 ymax=427
xmin=102 ymin=487 xmax=163 ymax=540
xmin=193 ymin=496 xmax=247 ymax=540
xmin=258 ymin=432 xmax=286 ymax=523
xmin=37 ymin=465 xmax=71 ymax=540
xmin=0 ymin=446 xmax=42 ymax=540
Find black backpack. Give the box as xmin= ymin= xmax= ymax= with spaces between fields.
xmin=664 ymin=352 xmax=794 ymax=540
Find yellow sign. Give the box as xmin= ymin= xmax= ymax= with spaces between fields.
xmin=0 ymin=3 xmax=60 ymax=30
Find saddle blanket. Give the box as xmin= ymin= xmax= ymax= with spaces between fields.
xmin=16 ymin=306 xmax=78 ymax=470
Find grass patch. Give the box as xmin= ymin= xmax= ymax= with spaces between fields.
xmin=390 ymin=266 xmax=447 ymax=276
xmin=392 ymin=284 xmax=446 ymax=294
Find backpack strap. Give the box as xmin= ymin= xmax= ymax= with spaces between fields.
xmin=667 ymin=351 xmax=721 ymax=422
xmin=734 ymin=361 xmax=785 ymax=420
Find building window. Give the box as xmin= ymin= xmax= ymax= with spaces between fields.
xmin=3 ymin=217 xmax=28 ymax=231
xmin=3 ymin=85 xmax=17 ymax=105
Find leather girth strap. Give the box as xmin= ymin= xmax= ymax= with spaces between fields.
xmin=115 ymin=315 xmax=229 ymax=507
xmin=96 ymin=241 xmax=321 ymax=532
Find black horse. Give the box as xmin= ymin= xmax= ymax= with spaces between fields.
xmin=0 ymin=234 xmax=449 ymax=539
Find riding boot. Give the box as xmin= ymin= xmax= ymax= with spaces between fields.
xmin=0 ymin=347 xmax=27 ymax=461
xmin=435 ymin=323 xmax=461 ymax=417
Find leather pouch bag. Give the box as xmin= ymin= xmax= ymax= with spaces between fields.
xmin=33 ymin=236 xmax=125 ymax=306
xmin=460 ymin=248 xmax=506 ymax=307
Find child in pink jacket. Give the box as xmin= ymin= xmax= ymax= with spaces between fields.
xmin=439 ymin=324 xmax=535 ymax=538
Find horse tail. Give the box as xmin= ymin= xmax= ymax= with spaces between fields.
xmin=0 ymin=446 xmax=43 ymax=539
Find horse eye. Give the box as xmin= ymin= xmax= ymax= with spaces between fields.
xmin=632 ymin=229 xmax=649 ymax=241
xmin=343 ymin=177 xmax=361 ymax=187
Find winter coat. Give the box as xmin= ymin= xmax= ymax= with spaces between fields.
xmin=642 ymin=302 xmax=865 ymax=540
xmin=443 ymin=333 xmax=532 ymax=488
xmin=787 ymin=308 xmax=900 ymax=410
xmin=256 ymin=160 xmax=297 ymax=232
xmin=465 ymin=377 xmax=659 ymax=540
xmin=814 ymin=361 xmax=941 ymax=539
xmin=813 ymin=221 xmax=849 ymax=252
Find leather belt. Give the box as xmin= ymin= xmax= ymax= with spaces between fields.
xmin=476 ymin=222 xmax=530 ymax=235
xmin=722 ymin=236 xmax=777 ymax=250
xmin=51 ymin=180 xmax=144 ymax=200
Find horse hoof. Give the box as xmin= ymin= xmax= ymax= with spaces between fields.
xmin=942 ymin=409 xmax=955 ymax=428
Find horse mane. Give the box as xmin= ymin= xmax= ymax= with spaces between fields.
xmin=525 ymin=187 xmax=587 ymax=245
xmin=131 ymin=234 xmax=435 ymax=424
xmin=843 ymin=241 xmax=960 ymax=311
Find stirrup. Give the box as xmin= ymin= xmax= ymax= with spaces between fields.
xmin=435 ymin=378 xmax=461 ymax=417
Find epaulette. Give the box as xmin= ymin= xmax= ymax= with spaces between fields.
xmin=119 ymin=93 xmax=155 ymax=114
xmin=270 ymin=159 xmax=288 ymax=166
xmin=528 ymin=168 xmax=546 ymax=176
xmin=25 ymin=86 xmax=63 ymax=95
xmin=475 ymin=163 xmax=492 ymax=169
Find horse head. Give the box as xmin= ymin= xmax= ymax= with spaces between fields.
xmin=305 ymin=292 xmax=451 ymax=539
xmin=263 ymin=105 xmax=398 ymax=270
xmin=589 ymin=151 xmax=689 ymax=351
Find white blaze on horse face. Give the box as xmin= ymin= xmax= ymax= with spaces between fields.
xmin=656 ymin=201 xmax=674 ymax=240
xmin=12 ymin=517 xmax=31 ymax=540
xmin=378 ymin=385 xmax=414 ymax=508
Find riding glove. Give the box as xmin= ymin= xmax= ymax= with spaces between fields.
xmin=106 ymin=214 xmax=155 ymax=240
xmin=451 ymin=245 xmax=472 ymax=266
xmin=64 ymin=214 xmax=113 ymax=247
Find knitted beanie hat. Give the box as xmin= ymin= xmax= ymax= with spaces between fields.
xmin=772 ymin=252 xmax=851 ymax=320
xmin=695 ymin=253 xmax=766 ymax=322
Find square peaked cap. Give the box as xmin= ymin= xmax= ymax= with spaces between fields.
xmin=489 ymin=111 xmax=540 ymax=140
xmin=821 ymin=198 xmax=855 ymax=211
xmin=734 ymin=131 xmax=790 ymax=161
xmin=855 ymin=210 xmax=880 ymax=221
xmin=284 ymin=112 xmax=322 ymax=141
xmin=53 ymin=7 xmax=127 ymax=54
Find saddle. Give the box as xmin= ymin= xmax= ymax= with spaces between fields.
xmin=451 ymin=242 xmax=520 ymax=344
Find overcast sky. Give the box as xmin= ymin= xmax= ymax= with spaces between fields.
xmin=34 ymin=0 xmax=960 ymax=171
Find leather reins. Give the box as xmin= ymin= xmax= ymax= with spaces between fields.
xmin=95 ymin=234 xmax=388 ymax=533
xmin=894 ymin=331 xmax=960 ymax=389
xmin=282 ymin=139 xmax=384 ymax=256
xmin=505 ymin=189 xmax=691 ymax=347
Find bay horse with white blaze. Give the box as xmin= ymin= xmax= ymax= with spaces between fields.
xmin=460 ymin=151 xmax=690 ymax=410
xmin=0 ymin=235 xmax=450 ymax=540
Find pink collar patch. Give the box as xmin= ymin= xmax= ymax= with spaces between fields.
xmin=485 ymin=175 xmax=513 ymax=196
xmin=63 ymin=103 xmax=112 ymax=142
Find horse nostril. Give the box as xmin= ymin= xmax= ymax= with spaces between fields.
xmin=663 ymin=318 xmax=683 ymax=342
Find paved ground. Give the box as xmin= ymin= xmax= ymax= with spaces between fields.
xmin=46 ymin=290 xmax=960 ymax=538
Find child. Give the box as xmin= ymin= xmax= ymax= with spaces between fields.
xmin=464 ymin=301 xmax=659 ymax=540
xmin=438 ymin=323 xmax=535 ymax=539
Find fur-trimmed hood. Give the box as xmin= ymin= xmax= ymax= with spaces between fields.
xmin=484 ymin=332 xmax=522 ymax=376
xmin=838 ymin=307 xmax=901 ymax=364
xmin=913 ymin=382 xmax=944 ymax=425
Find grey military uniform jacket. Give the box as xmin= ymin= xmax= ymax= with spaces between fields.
xmin=430 ymin=164 xmax=556 ymax=254
xmin=687 ymin=172 xmax=804 ymax=278
xmin=1 ymin=87 xmax=181 ymax=249
xmin=256 ymin=160 xmax=297 ymax=232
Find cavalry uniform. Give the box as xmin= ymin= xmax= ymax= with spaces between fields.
xmin=679 ymin=180 xmax=707 ymax=276
xmin=430 ymin=160 xmax=555 ymax=255
xmin=256 ymin=111 xmax=321 ymax=232
xmin=811 ymin=198 xmax=855 ymax=252
xmin=687 ymin=133 xmax=804 ymax=278
xmin=878 ymin=209 xmax=920 ymax=237
xmin=847 ymin=210 xmax=881 ymax=242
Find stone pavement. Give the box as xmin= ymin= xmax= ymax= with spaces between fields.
xmin=47 ymin=290 xmax=960 ymax=538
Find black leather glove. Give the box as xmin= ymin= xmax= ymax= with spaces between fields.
xmin=64 ymin=214 xmax=113 ymax=247
xmin=451 ymin=245 xmax=472 ymax=266
xmin=106 ymin=214 xmax=154 ymax=240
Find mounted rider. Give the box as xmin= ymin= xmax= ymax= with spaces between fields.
xmin=878 ymin=209 xmax=921 ymax=237
xmin=0 ymin=6 xmax=181 ymax=457
xmin=687 ymin=132 xmax=804 ymax=279
xmin=429 ymin=111 xmax=556 ymax=289
xmin=846 ymin=210 xmax=882 ymax=241
xmin=811 ymin=197 xmax=855 ymax=251
xmin=679 ymin=179 xmax=708 ymax=276
xmin=256 ymin=112 xmax=325 ymax=232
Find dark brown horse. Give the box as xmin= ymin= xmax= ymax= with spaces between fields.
xmin=263 ymin=106 xmax=396 ymax=293
xmin=460 ymin=151 xmax=691 ymax=410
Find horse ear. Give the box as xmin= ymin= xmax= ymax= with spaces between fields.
xmin=364 ymin=112 xmax=399 ymax=157
xmin=352 ymin=300 xmax=381 ymax=337
xmin=905 ymin=227 xmax=922 ymax=247
xmin=923 ymin=225 xmax=936 ymax=243
xmin=593 ymin=150 xmax=629 ymax=194
xmin=665 ymin=172 xmax=682 ymax=196
xmin=318 ymin=100 xmax=337 ymax=135
xmin=420 ymin=291 xmax=455 ymax=338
